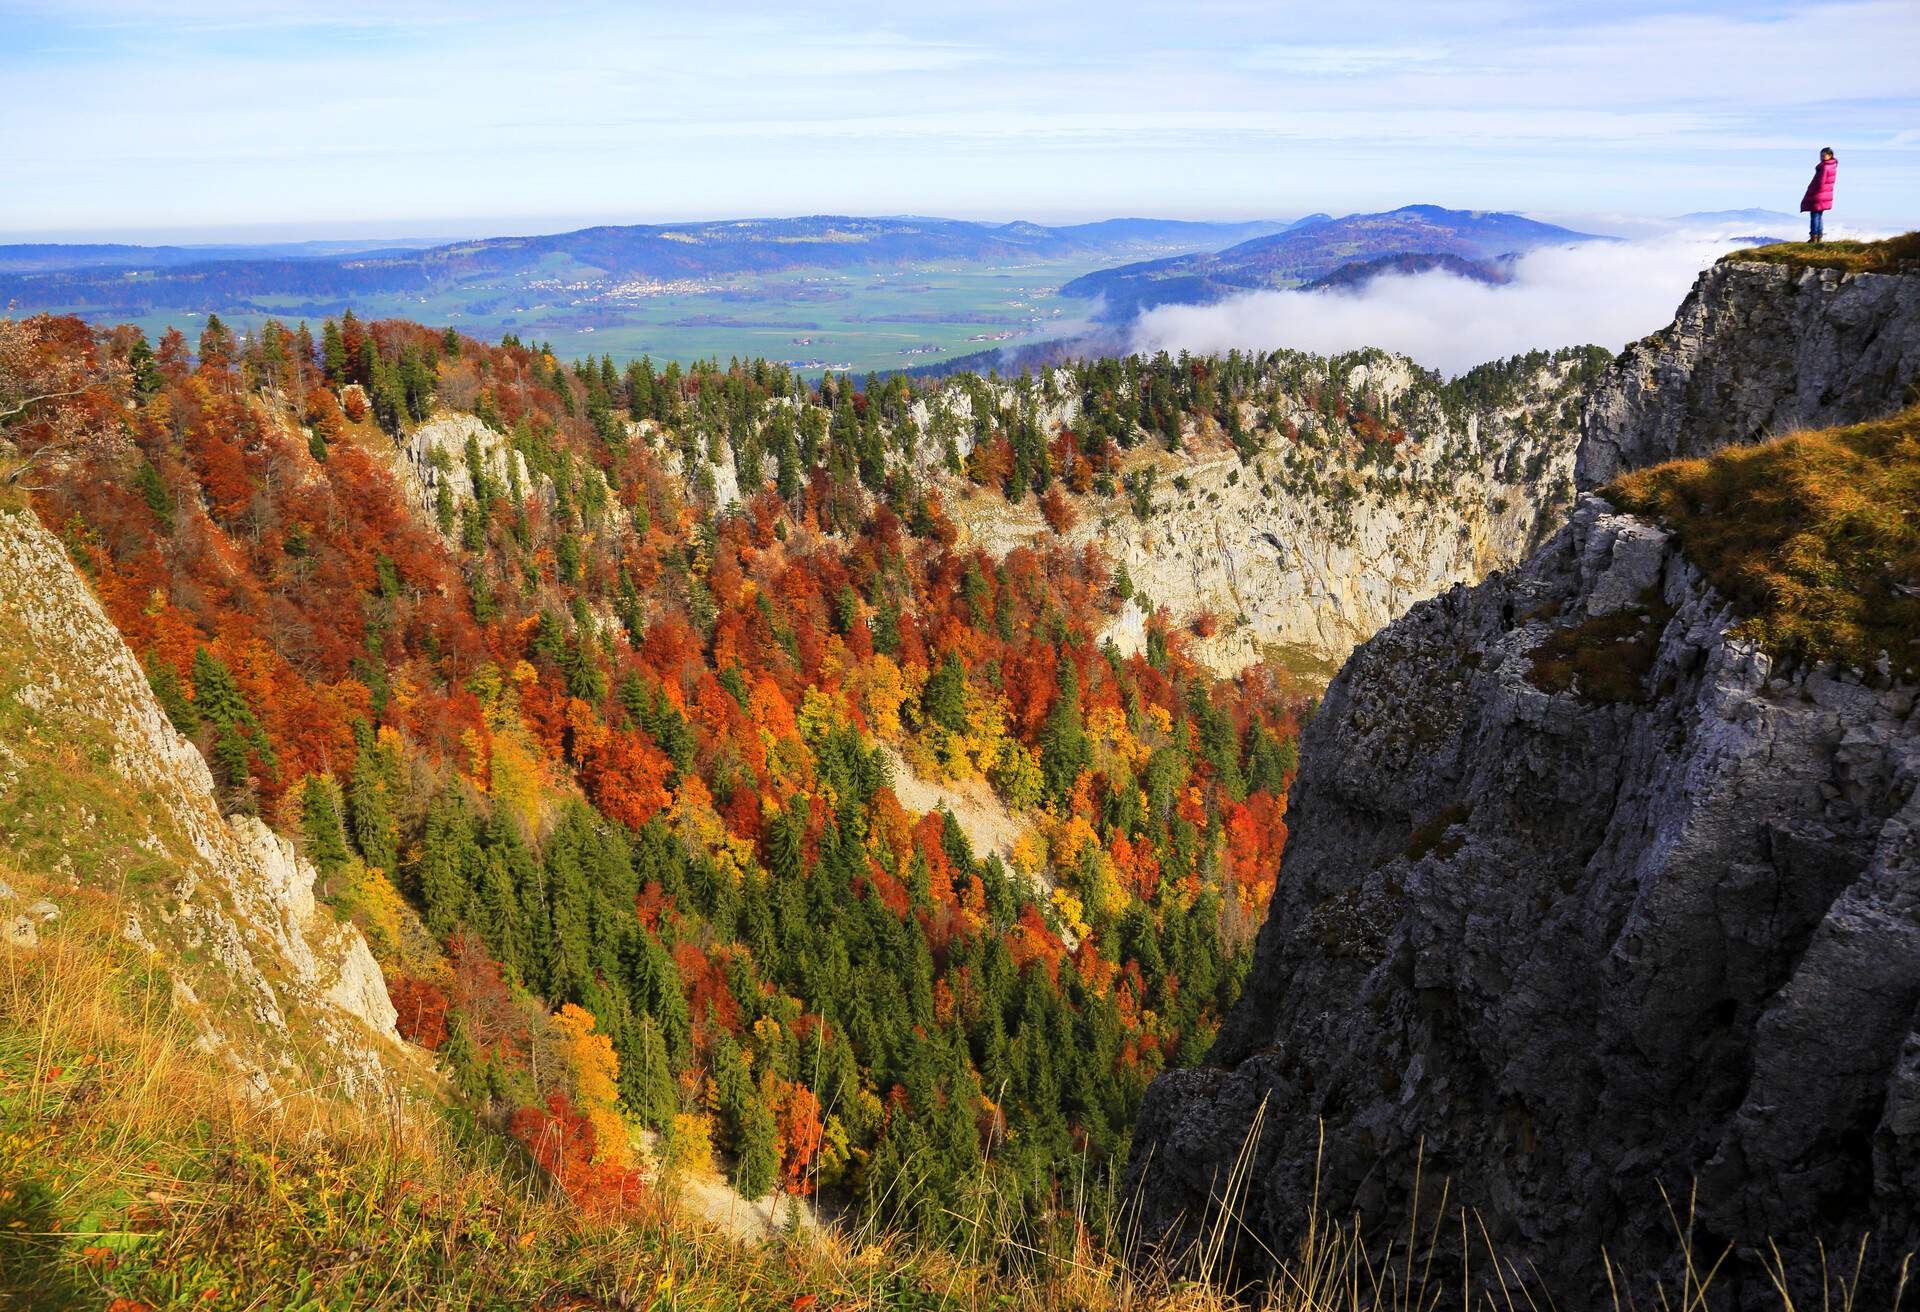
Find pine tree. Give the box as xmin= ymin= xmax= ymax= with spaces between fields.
xmin=300 ymin=775 xmax=352 ymax=877
xmin=1038 ymin=660 xmax=1091 ymax=806
xmin=476 ymin=850 xmax=523 ymax=978
xmin=127 ymin=334 xmax=164 ymax=397
xmin=713 ymin=1042 xmax=780 ymax=1199
xmin=920 ymin=652 xmax=968 ymax=732
xmin=189 ymin=648 xmax=272 ymax=807
xmin=346 ymin=746 xmax=398 ymax=877
xmin=144 ymin=659 xmax=197 ymax=737
xmin=623 ymin=1014 xmax=679 ymax=1130
xmin=419 ymin=796 xmax=476 ymax=939
xmin=320 ymin=320 xmax=347 ymax=384
xmin=543 ymin=809 xmax=594 ymax=1002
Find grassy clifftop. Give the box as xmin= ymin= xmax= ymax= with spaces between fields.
xmin=1720 ymin=231 xmax=1920 ymax=275
xmin=1607 ymin=403 xmax=1920 ymax=679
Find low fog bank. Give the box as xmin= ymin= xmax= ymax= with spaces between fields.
xmin=1126 ymin=228 xmax=1858 ymax=377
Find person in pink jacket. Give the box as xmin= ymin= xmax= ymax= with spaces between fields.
xmin=1800 ymin=148 xmax=1837 ymax=243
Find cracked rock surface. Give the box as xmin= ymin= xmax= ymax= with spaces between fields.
xmin=1577 ymin=259 xmax=1920 ymax=487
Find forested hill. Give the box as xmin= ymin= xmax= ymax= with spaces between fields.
xmin=1 ymin=310 xmax=1310 ymax=1247
xmin=1060 ymin=204 xmax=1601 ymax=318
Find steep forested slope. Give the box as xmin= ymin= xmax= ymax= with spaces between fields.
xmin=1 ymin=309 xmax=1309 ymax=1249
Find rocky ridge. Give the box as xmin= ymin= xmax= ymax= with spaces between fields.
xmin=932 ymin=352 xmax=1588 ymax=677
xmin=658 ymin=349 xmax=1587 ymax=679
xmin=394 ymin=410 xmax=548 ymax=528
xmin=1125 ymin=254 xmax=1920 ymax=1305
xmin=0 ymin=507 xmax=401 ymax=1100
xmin=1578 ymin=257 xmax=1920 ymax=487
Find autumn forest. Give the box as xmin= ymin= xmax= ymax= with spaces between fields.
xmin=4 ymin=309 xmax=1314 ymax=1258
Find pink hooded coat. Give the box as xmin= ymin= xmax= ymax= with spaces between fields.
xmin=1801 ymin=157 xmax=1837 ymax=213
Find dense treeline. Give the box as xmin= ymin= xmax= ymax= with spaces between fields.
xmin=1 ymin=309 xmax=1307 ymax=1252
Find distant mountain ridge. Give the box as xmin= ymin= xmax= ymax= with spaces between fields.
xmin=0 ymin=237 xmax=445 ymax=274
xmin=0 ymin=214 xmax=1302 ymax=316
xmin=1300 ymin=250 xmax=1511 ymax=291
xmin=1061 ymin=204 xmax=1602 ymax=319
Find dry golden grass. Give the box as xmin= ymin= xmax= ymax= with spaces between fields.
xmin=1720 ymin=232 xmax=1920 ymax=275
xmin=1607 ymin=404 xmax=1920 ymax=679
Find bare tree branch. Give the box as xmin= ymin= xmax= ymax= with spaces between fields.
xmin=1 ymin=437 xmax=81 ymax=486
xmin=0 ymin=387 xmax=92 ymax=424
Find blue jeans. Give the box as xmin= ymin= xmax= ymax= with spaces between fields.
xmin=1809 ymin=209 xmax=1825 ymax=241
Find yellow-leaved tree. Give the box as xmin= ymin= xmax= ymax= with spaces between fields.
xmin=555 ymin=1004 xmax=632 ymax=1168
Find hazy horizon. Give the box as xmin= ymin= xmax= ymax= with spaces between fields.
xmin=0 ymin=204 xmax=1827 ymax=250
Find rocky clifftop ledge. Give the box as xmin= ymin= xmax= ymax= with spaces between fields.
xmin=1578 ymin=255 xmax=1920 ymax=487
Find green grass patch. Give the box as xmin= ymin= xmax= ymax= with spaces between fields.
xmin=1527 ymin=587 xmax=1675 ymax=705
xmin=1607 ymin=406 xmax=1920 ymax=681
xmin=1720 ymin=231 xmax=1920 ymax=275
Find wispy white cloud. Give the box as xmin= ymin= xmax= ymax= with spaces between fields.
xmin=1126 ymin=226 xmax=1890 ymax=377
xmin=1236 ymin=44 xmax=1453 ymax=76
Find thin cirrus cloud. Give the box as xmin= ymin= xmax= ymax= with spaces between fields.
xmin=1235 ymin=44 xmax=1454 ymax=76
xmin=0 ymin=0 xmax=1915 ymax=237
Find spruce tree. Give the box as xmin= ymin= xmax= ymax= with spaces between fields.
xmin=418 ymin=796 xmax=475 ymax=939
xmin=189 ymin=648 xmax=272 ymax=808
xmin=300 ymin=775 xmax=352 ymax=877
xmin=623 ymin=1013 xmax=678 ymax=1129
xmin=1038 ymin=660 xmax=1091 ymax=806
xmin=346 ymin=747 xmax=398 ymax=877
xmin=145 ymin=659 xmax=197 ymax=736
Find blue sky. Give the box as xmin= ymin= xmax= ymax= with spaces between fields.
xmin=1 ymin=0 xmax=1914 ymax=241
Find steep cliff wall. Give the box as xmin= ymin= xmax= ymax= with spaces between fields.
xmin=392 ymin=410 xmax=552 ymax=530
xmin=1126 ymin=254 xmax=1920 ymax=1306
xmin=946 ymin=352 xmax=1589 ymax=677
xmin=1577 ymin=257 xmax=1920 ymax=487
xmin=0 ymin=507 xmax=401 ymax=1100
xmin=1129 ymin=500 xmax=1918 ymax=1300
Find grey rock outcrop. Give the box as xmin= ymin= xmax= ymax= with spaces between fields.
xmin=1126 ymin=498 xmax=1920 ymax=1305
xmin=1577 ymin=258 xmax=1920 ymax=487
xmin=0 ymin=508 xmax=401 ymax=1099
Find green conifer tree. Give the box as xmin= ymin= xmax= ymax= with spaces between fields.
xmin=300 ymin=775 xmax=352 ymax=877
xmin=1038 ymin=660 xmax=1091 ymax=805
xmin=346 ymin=746 xmax=398 ymax=877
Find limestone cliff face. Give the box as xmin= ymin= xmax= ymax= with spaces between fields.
xmin=1125 ymin=258 xmax=1920 ymax=1306
xmin=395 ymin=411 xmax=545 ymax=529
xmin=1128 ymin=501 xmax=1919 ymax=1300
xmin=0 ymin=508 xmax=401 ymax=1100
xmin=1577 ymin=258 xmax=1920 ymax=487
xmin=946 ymin=353 xmax=1587 ymax=678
